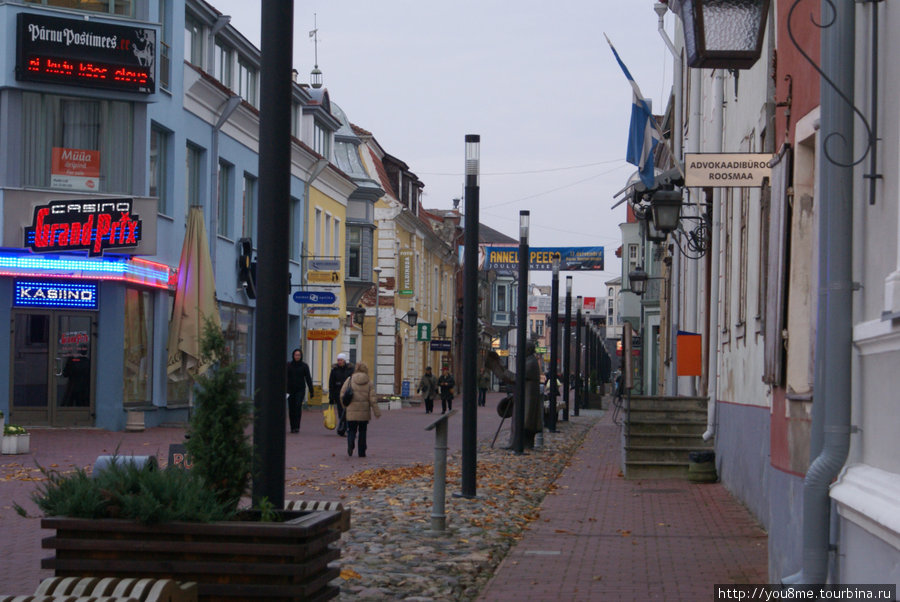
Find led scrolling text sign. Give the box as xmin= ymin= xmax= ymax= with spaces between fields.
xmin=16 ymin=13 xmax=156 ymax=94
xmin=24 ymin=199 xmax=143 ymax=257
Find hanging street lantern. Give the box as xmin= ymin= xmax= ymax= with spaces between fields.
xmin=674 ymin=0 xmax=771 ymax=69
xmin=650 ymin=189 xmax=684 ymax=234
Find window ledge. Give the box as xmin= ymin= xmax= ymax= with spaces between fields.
xmin=832 ymin=463 xmax=900 ymax=551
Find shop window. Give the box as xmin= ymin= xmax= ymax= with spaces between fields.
xmin=123 ymin=288 xmax=153 ymax=406
xmin=25 ymin=0 xmax=133 ymax=16
xmin=220 ymin=304 xmax=253 ymax=398
xmin=22 ymin=93 xmax=133 ymax=193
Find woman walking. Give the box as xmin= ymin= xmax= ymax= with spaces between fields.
xmin=286 ymin=348 xmax=314 ymax=433
xmin=339 ymin=361 xmax=381 ymax=457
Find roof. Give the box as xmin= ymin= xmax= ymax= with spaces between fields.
xmin=478 ymin=222 xmax=517 ymax=245
xmin=367 ymin=147 xmax=397 ymax=199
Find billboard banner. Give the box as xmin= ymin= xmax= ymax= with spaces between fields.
xmin=482 ymin=246 xmax=604 ymax=271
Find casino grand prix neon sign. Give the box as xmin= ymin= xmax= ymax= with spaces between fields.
xmin=24 ymin=199 xmax=142 ymax=257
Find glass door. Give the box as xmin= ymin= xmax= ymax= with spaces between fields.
xmin=11 ymin=311 xmax=95 ymax=426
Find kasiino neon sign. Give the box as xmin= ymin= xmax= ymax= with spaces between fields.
xmin=24 ymin=198 xmax=142 ymax=256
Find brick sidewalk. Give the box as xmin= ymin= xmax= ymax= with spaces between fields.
xmin=477 ymin=409 xmax=768 ymax=601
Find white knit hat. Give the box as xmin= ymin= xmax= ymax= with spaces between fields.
xmin=337 ymin=352 xmax=348 ymax=361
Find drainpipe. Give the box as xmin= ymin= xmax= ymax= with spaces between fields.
xmin=656 ymin=2 xmax=682 ymax=396
xmin=686 ymin=61 xmax=702 ymax=398
xmin=784 ymin=0 xmax=854 ymax=585
xmin=702 ymin=70 xmax=724 ymax=441
xmin=209 ymin=94 xmax=242 ymax=275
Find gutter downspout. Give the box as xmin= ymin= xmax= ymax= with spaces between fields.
xmin=656 ymin=2 xmax=682 ymax=396
xmin=686 ymin=58 xmax=702 ymax=398
xmin=209 ymin=94 xmax=242 ymax=275
xmin=784 ymin=0 xmax=854 ymax=585
xmin=702 ymin=70 xmax=725 ymax=441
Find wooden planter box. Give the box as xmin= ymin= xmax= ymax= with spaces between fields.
xmin=42 ymin=509 xmax=345 ymax=601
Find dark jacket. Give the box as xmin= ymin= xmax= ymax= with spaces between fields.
xmin=328 ymin=362 xmax=355 ymax=404
xmin=286 ymin=359 xmax=313 ymax=398
xmin=417 ymin=372 xmax=438 ymax=399
xmin=437 ymin=373 xmax=455 ymax=399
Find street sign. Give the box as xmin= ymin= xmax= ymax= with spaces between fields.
xmin=309 ymin=258 xmax=341 ymax=271
xmin=307 ymin=329 xmax=339 ymax=341
xmin=417 ymin=322 xmax=432 ymax=341
xmin=308 ymin=270 xmax=340 ymax=284
xmin=307 ymin=305 xmax=340 ymax=314
xmin=293 ymin=290 xmax=337 ymax=304
xmin=430 ymin=339 xmax=451 ymax=351
xmin=306 ymin=316 xmax=340 ymax=330
xmin=685 ymin=153 xmax=773 ymax=187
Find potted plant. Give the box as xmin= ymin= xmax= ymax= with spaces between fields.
xmin=35 ymin=322 xmax=346 ymax=601
xmin=2 ymin=423 xmax=28 ymax=455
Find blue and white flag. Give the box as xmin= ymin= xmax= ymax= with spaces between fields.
xmin=605 ymin=34 xmax=661 ymax=188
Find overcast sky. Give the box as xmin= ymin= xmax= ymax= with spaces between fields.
xmin=210 ymin=0 xmax=674 ymax=300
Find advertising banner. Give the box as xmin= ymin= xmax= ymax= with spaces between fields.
xmin=398 ymin=249 xmax=414 ymax=295
xmin=482 ymin=246 xmax=604 ymax=271
xmin=51 ymin=147 xmax=100 ymax=191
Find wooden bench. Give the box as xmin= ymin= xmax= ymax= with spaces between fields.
xmin=284 ymin=499 xmax=351 ymax=533
xmin=0 ymin=577 xmax=197 ymax=602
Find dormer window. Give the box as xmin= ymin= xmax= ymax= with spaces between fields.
xmin=314 ymin=122 xmax=330 ymax=159
xmin=238 ymin=60 xmax=258 ymax=107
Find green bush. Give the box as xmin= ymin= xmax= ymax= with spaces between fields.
xmin=32 ymin=460 xmax=234 ymax=524
xmin=185 ymin=320 xmax=253 ymax=512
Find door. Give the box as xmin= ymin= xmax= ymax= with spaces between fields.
xmin=11 ymin=311 xmax=96 ymax=426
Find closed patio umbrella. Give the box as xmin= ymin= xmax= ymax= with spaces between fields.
xmin=167 ymin=206 xmax=221 ymax=378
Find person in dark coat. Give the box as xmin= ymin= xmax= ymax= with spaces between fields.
xmin=339 ymin=361 xmax=381 ymax=457
xmin=328 ymin=353 xmax=354 ymax=436
xmin=417 ymin=366 xmax=438 ymax=414
xmin=437 ymin=367 xmax=455 ymax=414
xmin=477 ymin=368 xmax=491 ymax=407
xmin=286 ymin=348 xmax=314 ymax=433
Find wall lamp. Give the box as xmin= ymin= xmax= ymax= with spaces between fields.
xmin=396 ymin=307 xmax=418 ymax=328
xmin=672 ymin=0 xmax=771 ymax=69
xmin=352 ymin=306 xmax=366 ymax=326
xmin=436 ymin=319 xmax=447 ymax=338
xmin=627 ymin=265 xmax=665 ymax=297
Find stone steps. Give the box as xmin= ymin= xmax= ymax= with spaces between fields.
xmin=623 ymin=395 xmax=709 ymax=480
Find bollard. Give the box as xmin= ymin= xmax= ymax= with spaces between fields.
xmin=425 ymin=410 xmax=456 ymax=532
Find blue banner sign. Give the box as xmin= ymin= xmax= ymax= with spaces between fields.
xmin=481 ymin=246 xmax=604 ymax=271
xmin=430 ymin=339 xmax=452 ymax=352
xmin=293 ymin=290 xmax=337 ymax=304
xmin=14 ymin=279 xmax=99 ymax=310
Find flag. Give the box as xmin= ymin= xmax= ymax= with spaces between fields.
xmin=605 ymin=34 xmax=661 ymax=188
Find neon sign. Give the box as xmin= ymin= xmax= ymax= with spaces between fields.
xmin=24 ymin=199 xmax=142 ymax=257
xmin=16 ymin=13 xmax=156 ymax=94
xmin=14 ymin=279 xmax=99 ymax=310
xmin=0 ymin=253 xmax=171 ymax=290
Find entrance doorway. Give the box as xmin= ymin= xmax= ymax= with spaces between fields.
xmin=10 ymin=311 xmax=96 ymax=426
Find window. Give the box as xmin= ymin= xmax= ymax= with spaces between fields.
xmin=495 ymin=284 xmax=508 ymax=313
xmin=220 ymin=304 xmax=253 ymax=398
xmin=291 ymin=103 xmax=301 ymax=138
xmin=23 ymin=93 xmax=133 ymax=193
xmin=324 ymin=214 xmax=332 ymax=257
xmin=218 ymin=161 xmax=233 ymax=237
xmin=242 ymin=174 xmax=257 ymax=239
xmin=333 ymin=218 xmax=340 ymax=258
xmin=722 ymin=188 xmax=733 ymax=339
xmin=238 ymin=60 xmax=258 ymax=107
xmin=184 ymin=14 xmax=203 ymax=66
xmin=738 ymin=187 xmax=750 ymax=329
xmin=347 ymin=227 xmax=361 ymax=278
xmin=314 ymin=209 xmax=322 ymax=255
xmin=150 ymin=125 xmax=171 ymax=215
xmin=159 ymin=0 xmax=170 ymax=89
xmin=123 ymin=288 xmax=153 ymax=406
xmin=535 ymin=320 xmax=544 ymax=337
xmin=313 ymin=122 xmax=330 ymax=158
xmin=214 ymin=41 xmax=233 ymax=88
xmin=185 ymin=144 xmax=203 ymax=211
xmin=290 ymin=197 xmax=301 ymax=261
xmin=25 ymin=0 xmax=132 ymax=15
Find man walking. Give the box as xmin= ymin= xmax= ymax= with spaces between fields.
xmin=437 ymin=366 xmax=455 ymax=414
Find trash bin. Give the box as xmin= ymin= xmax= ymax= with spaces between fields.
xmin=687 ymin=450 xmax=717 ymax=483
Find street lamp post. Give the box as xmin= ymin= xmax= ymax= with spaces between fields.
xmin=514 ymin=210 xmax=530 ymax=455
xmin=252 ymin=0 xmax=293 ymax=509
xmin=562 ymin=275 xmax=573 ymax=421
xmin=574 ymin=296 xmax=582 ymax=417
xmin=548 ymin=256 xmax=560 ymax=432
xmin=372 ymin=266 xmax=382 ymax=395
xmin=461 ymin=135 xmax=480 ymax=497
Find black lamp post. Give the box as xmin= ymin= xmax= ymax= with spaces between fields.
xmin=548 ymin=256 xmax=560 ymax=432
xmin=461 ymin=134 xmax=480 ymax=498
xmin=514 ymin=210 xmax=530 ymax=455
xmin=252 ymin=0 xmax=293 ymax=509
xmin=574 ymin=296 xmax=582 ymax=417
xmin=677 ymin=0 xmax=771 ymax=69
xmin=562 ymin=275 xmax=572 ymax=421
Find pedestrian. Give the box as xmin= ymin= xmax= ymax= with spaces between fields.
xmin=339 ymin=361 xmax=381 ymax=457
xmin=286 ymin=348 xmax=313 ymax=433
xmin=328 ymin=352 xmax=354 ymax=436
xmin=417 ymin=366 xmax=438 ymax=414
xmin=437 ymin=366 xmax=455 ymax=414
xmin=477 ymin=368 xmax=491 ymax=407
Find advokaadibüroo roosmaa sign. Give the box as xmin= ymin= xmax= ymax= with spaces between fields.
xmin=16 ymin=12 xmax=156 ymax=94
xmin=684 ymin=153 xmax=773 ymax=187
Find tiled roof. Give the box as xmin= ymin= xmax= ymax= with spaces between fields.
xmin=368 ymin=147 xmax=397 ymax=199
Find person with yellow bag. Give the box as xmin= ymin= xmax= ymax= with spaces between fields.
xmin=323 ymin=402 xmax=337 ymax=430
